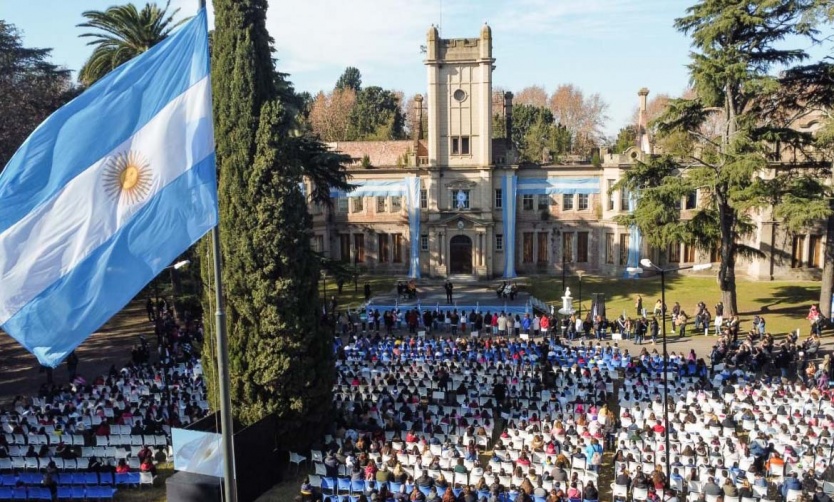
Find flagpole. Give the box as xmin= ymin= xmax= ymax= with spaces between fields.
xmin=212 ymin=227 xmax=237 ymax=502
xmin=197 ymin=2 xmax=237 ymax=501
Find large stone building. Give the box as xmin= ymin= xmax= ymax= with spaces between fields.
xmin=307 ymin=25 xmax=828 ymax=280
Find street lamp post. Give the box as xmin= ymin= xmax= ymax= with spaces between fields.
xmin=627 ymin=259 xmax=712 ymax=483
xmin=577 ymin=271 xmax=585 ymax=319
xmin=162 ymin=260 xmax=190 ymax=321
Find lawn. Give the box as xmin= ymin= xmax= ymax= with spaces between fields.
xmin=526 ymin=273 xmax=820 ymax=337
xmin=319 ymin=275 xmax=394 ymax=309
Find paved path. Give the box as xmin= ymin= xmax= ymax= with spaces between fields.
xmin=368 ymin=280 xmax=532 ymax=313
xmin=367 ymin=281 xmax=834 ymax=357
xmin=0 ymin=301 xmax=153 ymax=403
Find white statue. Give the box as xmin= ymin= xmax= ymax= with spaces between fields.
xmin=456 ymin=190 xmax=467 ymax=209
xmin=564 ymin=287 xmax=571 ymax=298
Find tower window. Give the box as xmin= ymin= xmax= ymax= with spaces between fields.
xmin=451 ymin=136 xmax=470 ymax=156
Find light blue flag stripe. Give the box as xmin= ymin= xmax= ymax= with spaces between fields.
xmin=502 ymin=173 xmax=517 ymax=278
xmin=517 ymin=177 xmax=600 ymax=195
xmin=0 ymin=10 xmax=214 ymax=367
xmin=624 ymin=190 xmax=642 ymax=278
xmin=404 ymin=176 xmax=421 ymax=279
xmin=0 ymin=9 xmax=209 ymax=235
xmin=3 ymin=156 xmax=217 ymax=366
xmin=330 ymin=180 xmax=405 ymax=198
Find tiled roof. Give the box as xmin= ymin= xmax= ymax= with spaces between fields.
xmin=328 ymin=141 xmax=414 ymax=168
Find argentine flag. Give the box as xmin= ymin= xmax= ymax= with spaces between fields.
xmin=0 ymin=9 xmax=216 ymax=367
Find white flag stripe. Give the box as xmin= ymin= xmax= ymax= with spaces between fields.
xmin=0 ymin=77 xmax=213 ymax=324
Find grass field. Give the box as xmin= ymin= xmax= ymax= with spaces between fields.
xmin=526 ymin=273 xmax=820 ymax=337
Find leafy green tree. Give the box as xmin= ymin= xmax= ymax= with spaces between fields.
xmin=0 ymin=21 xmax=75 ymax=170
xmin=613 ymin=0 xmax=832 ymax=315
xmin=612 ymin=125 xmax=638 ymax=154
xmin=511 ymin=104 xmax=571 ymax=163
xmin=348 ymin=86 xmax=405 ymax=140
xmin=335 ymin=66 xmax=362 ymax=92
xmin=77 ymin=1 xmax=186 ymax=86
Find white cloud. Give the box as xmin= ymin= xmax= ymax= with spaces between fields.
xmin=170 ymin=0 xmax=691 ymax=133
xmin=175 ymin=0 xmax=463 ymax=77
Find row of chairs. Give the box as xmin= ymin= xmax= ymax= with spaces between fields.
xmin=0 ymin=455 xmax=148 ymax=472
xmin=3 ymin=432 xmax=168 ymax=448
xmin=0 ymin=485 xmax=106 ymax=501
xmin=93 ymin=434 xmax=168 ymax=447
xmin=0 ymin=471 xmax=152 ymax=488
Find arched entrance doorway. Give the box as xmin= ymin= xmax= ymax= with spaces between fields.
xmin=449 ymin=235 xmax=473 ymax=274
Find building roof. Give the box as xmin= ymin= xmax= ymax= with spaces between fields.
xmin=328 ymin=140 xmax=414 ymax=168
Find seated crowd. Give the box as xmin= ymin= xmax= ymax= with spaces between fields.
xmin=0 ymin=307 xmax=209 ymax=499
xmin=300 ymin=303 xmax=833 ymax=502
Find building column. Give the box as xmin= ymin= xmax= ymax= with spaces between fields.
xmin=439 ymin=232 xmax=445 ymax=266
xmin=531 ymin=227 xmax=538 ymax=265
xmin=546 ymin=230 xmax=552 ymax=265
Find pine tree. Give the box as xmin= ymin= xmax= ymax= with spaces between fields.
xmin=613 ymin=0 xmax=833 ymax=315
xmin=0 ymin=21 xmax=75 ymax=171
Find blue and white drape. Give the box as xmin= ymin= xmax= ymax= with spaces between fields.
xmin=329 ymin=179 xmax=405 ymax=198
xmin=332 ymin=178 xmax=421 ymax=278
xmin=516 ymin=177 xmax=600 ymax=195
xmin=624 ymin=190 xmax=642 ymax=277
xmin=404 ymin=176 xmax=421 ymax=278
xmin=502 ymin=174 xmax=517 ymax=278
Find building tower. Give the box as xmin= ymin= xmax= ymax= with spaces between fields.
xmin=424 ymin=24 xmax=495 ymax=168
xmin=637 ymin=88 xmax=652 ymax=154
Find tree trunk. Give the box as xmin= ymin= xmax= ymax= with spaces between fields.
xmin=820 ymin=204 xmax=834 ymax=318
xmin=717 ymin=195 xmax=739 ymax=316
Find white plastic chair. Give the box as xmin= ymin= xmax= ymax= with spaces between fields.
xmin=785 ymin=489 xmax=803 ymax=502
xmin=633 ymin=487 xmax=649 ymax=502
xmin=139 ymin=471 xmax=156 ymax=488
xmin=611 ymin=483 xmax=628 ymax=502
xmin=289 ymin=451 xmax=307 ymax=473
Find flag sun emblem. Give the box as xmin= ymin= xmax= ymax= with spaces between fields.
xmin=102 ymin=151 xmax=153 ymax=205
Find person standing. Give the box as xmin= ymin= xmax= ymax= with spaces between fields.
xmin=677 ymin=311 xmax=689 ymax=338
xmin=650 ymin=317 xmax=659 ymax=344
xmin=66 ymin=351 xmax=79 ymax=381
xmin=444 ymin=280 xmax=453 ymax=304
xmin=635 ymin=295 xmax=643 ymax=317
xmin=146 ymin=297 xmax=155 ymax=322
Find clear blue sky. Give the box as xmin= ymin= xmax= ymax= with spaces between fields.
xmin=0 ymin=0 xmax=798 ymax=136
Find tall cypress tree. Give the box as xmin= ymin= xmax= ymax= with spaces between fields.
xmin=245 ymin=100 xmax=334 ymax=445
xmin=201 ymin=0 xmax=276 ymax=416
xmin=203 ymin=0 xmax=342 ymax=449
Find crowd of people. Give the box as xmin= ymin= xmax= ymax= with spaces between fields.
xmin=297 ymin=297 xmax=833 ymax=502
xmin=0 ymin=304 xmax=209 ymax=500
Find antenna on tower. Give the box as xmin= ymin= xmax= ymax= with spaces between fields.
xmin=439 ymin=0 xmax=442 ymax=36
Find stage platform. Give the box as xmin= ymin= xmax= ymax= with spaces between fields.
xmin=363 ymin=280 xmax=550 ymax=315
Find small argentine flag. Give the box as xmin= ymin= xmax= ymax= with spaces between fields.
xmin=0 ymin=9 xmax=216 ymax=367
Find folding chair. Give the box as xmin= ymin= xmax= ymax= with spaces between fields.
xmin=289 ymin=451 xmax=307 ymax=473
xmin=611 ymin=482 xmax=628 ymax=502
